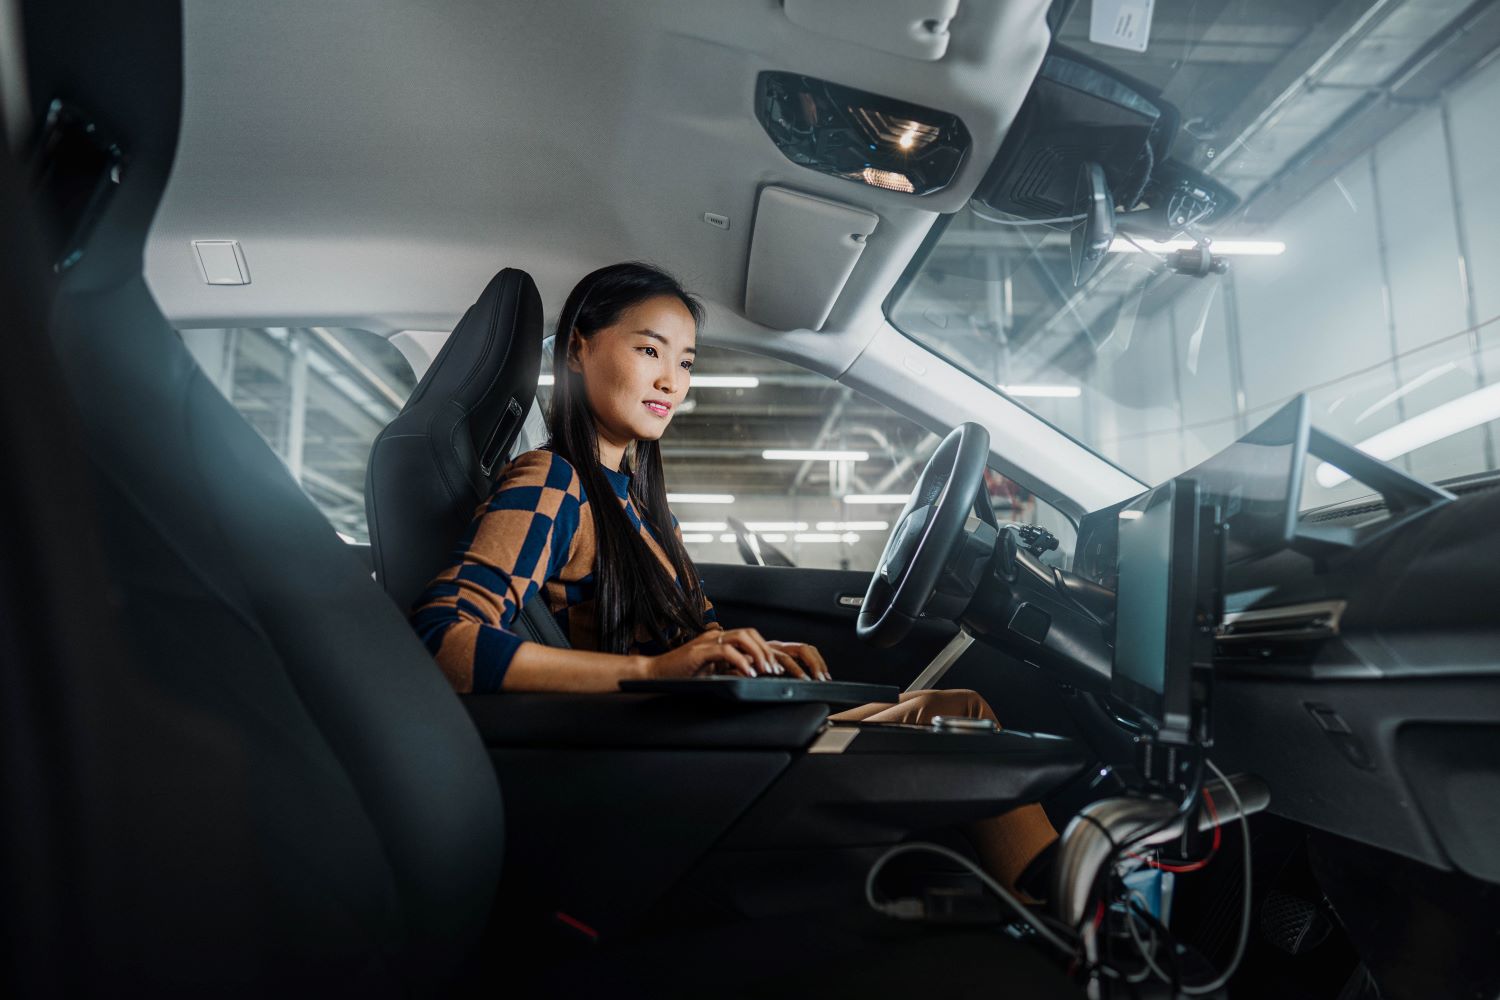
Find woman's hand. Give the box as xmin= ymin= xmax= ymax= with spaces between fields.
xmin=643 ymin=627 xmax=784 ymax=679
xmin=767 ymin=640 xmax=832 ymax=681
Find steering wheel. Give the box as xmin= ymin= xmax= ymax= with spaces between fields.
xmin=857 ymin=421 xmax=991 ymax=648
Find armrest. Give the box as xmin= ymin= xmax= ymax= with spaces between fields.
xmin=462 ymin=692 xmax=829 ymax=749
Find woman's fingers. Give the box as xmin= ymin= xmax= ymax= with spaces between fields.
xmin=772 ymin=649 xmax=808 ymax=679
xmin=723 ymin=628 xmax=779 ymax=675
xmin=769 ymin=640 xmax=832 ymax=681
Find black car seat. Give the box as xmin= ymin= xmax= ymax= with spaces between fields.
xmin=5 ymin=0 xmax=504 ymax=994
xmin=365 ymin=269 xmax=545 ymax=615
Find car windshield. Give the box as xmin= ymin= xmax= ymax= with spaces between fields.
xmin=891 ymin=0 xmax=1500 ymax=511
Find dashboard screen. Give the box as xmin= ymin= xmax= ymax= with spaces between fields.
xmin=1111 ymin=479 xmax=1208 ymax=741
xmin=1114 ymin=490 xmax=1173 ymax=709
xmin=1183 ymin=395 xmax=1308 ymax=565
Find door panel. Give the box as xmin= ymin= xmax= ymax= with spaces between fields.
xmin=700 ymin=563 xmax=1084 ymax=739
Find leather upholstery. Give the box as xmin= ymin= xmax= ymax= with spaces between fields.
xmin=15 ymin=0 xmax=506 ymax=991
xmin=366 ymin=268 xmax=544 ymax=613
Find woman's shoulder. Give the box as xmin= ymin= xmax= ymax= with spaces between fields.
xmin=494 ymin=449 xmax=584 ymax=498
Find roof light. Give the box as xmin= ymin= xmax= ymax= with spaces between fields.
xmin=763 ymin=449 xmax=869 ymax=461
xmin=794 ymin=532 xmax=861 ymax=543
xmin=669 ymin=493 xmax=735 ymax=504
xmin=843 ymin=493 xmax=909 ymax=505
xmin=745 ymin=521 xmax=808 ymax=532
xmin=678 ymin=521 xmax=727 ymax=532
xmin=693 ymin=375 xmax=760 ymax=388
xmin=1109 ymin=238 xmax=1286 ymax=256
xmin=999 ymin=384 xmax=1082 ymax=398
xmin=539 ymin=373 xmax=757 ymax=388
xmin=680 ymin=533 xmax=714 ymax=544
xmin=861 ymin=168 xmax=915 ymax=193
xmin=1315 ymin=382 xmax=1500 ymax=487
xmin=816 ymin=521 xmax=889 ymax=531
xmin=756 ymin=71 xmax=971 ymax=197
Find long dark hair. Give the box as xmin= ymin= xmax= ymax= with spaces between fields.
xmin=547 ymin=261 xmax=710 ymax=654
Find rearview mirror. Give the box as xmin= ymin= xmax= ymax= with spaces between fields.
xmin=1071 ymin=161 xmax=1115 ymax=287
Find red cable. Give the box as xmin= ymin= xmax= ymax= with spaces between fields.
xmin=1128 ymin=786 xmax=1222 ymax=873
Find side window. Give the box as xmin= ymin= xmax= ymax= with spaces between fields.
xmin=601 ymin=344 xmax=1070 ymax=571
xmin=178 ymin=327 xmax=417 ymax=542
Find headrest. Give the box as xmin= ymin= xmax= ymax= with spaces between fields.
xmin=22 ymin=0 xmax=182 ymax=293
xmin=366 ymin=267 xmax=544 ymax=610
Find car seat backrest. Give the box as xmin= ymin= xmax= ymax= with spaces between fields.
xmin=366 ymin=268 xmax=544 ymax=613
xmin=15 ymin=0 xmax=505 ymax=991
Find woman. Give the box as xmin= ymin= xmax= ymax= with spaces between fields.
xmin=411 ymin=261 xmax=1057 ymax=894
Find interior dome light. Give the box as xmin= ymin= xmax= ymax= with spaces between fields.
xmin=861 ymin=168 xmax=915 ymax=193
xmin=756 ymin=71 xmax=970 ymax=196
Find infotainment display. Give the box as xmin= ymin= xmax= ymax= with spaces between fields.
xmin=1111 ymin=477 xmax=1220 ymax=745
xmin=1182 ymin=395 xmax=1309 ymax=565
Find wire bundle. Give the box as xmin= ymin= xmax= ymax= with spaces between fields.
xmin=864 ymin=758 xmax=1253 ymax=996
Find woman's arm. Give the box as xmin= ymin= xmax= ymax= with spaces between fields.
xmin=501 ymin=626 xmax=780 ymax=692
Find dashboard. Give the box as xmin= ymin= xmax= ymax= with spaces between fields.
xmin=1070 ymin=474 xmax=1500 ymax=885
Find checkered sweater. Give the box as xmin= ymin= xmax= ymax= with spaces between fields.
xmin=411 ymin=448 xmax=718 ymax=692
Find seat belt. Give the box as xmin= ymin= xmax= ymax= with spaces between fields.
xmin=514 ymin=591 xmax=572 ymax=649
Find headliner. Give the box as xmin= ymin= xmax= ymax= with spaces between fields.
xmin=145 ymin=0 xmax=1052 ymax=372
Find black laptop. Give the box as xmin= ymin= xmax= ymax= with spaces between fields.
xmin=620 ymin=675 xmax=900 ymax=706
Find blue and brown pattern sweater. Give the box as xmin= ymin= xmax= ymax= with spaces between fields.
xmin=410 ymin=449 xmax=718 ymax=692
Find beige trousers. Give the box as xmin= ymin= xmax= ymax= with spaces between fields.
xmin=829 ymin=688 xmax=1059 ymax=893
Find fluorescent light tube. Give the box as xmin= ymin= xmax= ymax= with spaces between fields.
xmin=815 ymin=521 xmax=889 ymax=531
xmin=1109 ymin=238 xmax=1286 ymax=256
xmin=794 ymin=532 xmax=860 ymax=543
xmin=763 ymin=449 xmax=869 ymax=461
xmin=691 ymin=375 xmax=759 ymax=388
xmin=745 ymin=521 xmax=808 ymax=532
xmin=999 ymin=384 xmax=1082 ymax=398
xmin=668 ymin=493 xmax=735 ymax=504
xmin=678 ymin=521 xmax=727 ymax=532
xmin=680 ymin=533 xmax=714 ymax=544
xmin=1315 ymin=382 xmax=1500 ymax=487
xmin=538 ymin=374 xmax=756 ymax=388
xmin=843 ymin=494 xmax=909 ymax=505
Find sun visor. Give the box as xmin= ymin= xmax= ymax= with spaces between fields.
xmin=744 ymin=186 xmax=878 ymax=332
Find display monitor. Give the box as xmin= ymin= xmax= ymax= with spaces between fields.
xmin=1182 ymin=395 xmax=1309 ymax=565
xmin=1111 ymin=477 xmax=1220 ymax=745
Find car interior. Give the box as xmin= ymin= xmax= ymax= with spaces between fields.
xmin=3 ymin=1 xmax=1499 ymax=998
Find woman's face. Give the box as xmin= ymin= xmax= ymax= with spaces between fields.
xmin=568 ymin=294 xmax=697 ymax=461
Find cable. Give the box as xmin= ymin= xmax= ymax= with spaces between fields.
xmin=1125 ymin=891 xmax=1173 ymax=985
xmin=864 ymin=841 xmax=1076 ymax=956
xmin=1177 ymin=759 xmax=1252 ymax=996
xmin=1130 ymin=785 xmax=1222 ymax=873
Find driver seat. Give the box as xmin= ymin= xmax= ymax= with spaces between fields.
xmin=366 ymin=268 xmax=544 ymax=613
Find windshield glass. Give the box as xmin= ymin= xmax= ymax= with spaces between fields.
xmin=890 ymin=0 xmax=1500 ymax=511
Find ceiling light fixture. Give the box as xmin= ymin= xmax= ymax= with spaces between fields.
xmin=678 ymin=521 xmax=728 ymax=532
xmin=668 ymin=493 xmax=735 ymax=504
xmin=1109 ymin=238 xmax=1286 ymax=256
xmin=755 ymin=71 xmax=971 ymax=196
xmin=680 ymin=533 xmax=714 ymax=544
xmin=842 ymin=493 xmax=909 ymax=505
xmin=763 ymin=449 xmax=869 ymax=461
xmin=745 ymin=521 xmax=808 ymax=532
xmin=794 ymin=532 xmax=861 ymax=544
xmin=816 ymin=521 xmax=889 ymax=532
xmin=1315 ymin=382 xmax=1500 ymax=487
xmin=861 ymin=168 xmax=915 ymax=193
xmin=999 ymin=384 xmax=1083 ymax=398
xmin=538 ymin=373 xmax=757 ymax=388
